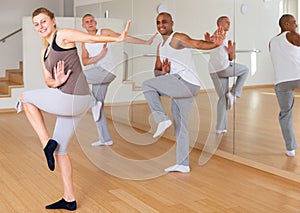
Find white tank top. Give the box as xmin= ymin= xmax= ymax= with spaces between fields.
xmin=208 ymin=38 xmax=230 ymax=73
xmin=159 ymin=32 xmax=200 ymax=86
xmin=270 ymin=31 xmax=300 ymax=85
xmin=84 ymin=29 xmax=115 ymax=73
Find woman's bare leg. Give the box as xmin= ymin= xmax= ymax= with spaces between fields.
xmin=45 ymin=154 xmax=77 ymax=210
xmin=21 ymin=95 xmax=57 ymax=171
xmin=56 ymin=154 xmax=75 ymax=201
xmin=21 ymin=95 xmax=50 ymax=147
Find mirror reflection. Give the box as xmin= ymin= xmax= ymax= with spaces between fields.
xmin=232 ymin=0 xmax=300 ymax=179
xmin=73 ymin=0 xmax=299 ymax=180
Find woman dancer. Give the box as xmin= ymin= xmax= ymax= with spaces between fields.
xmin=17 ymin=7 xmax=129 ymax=210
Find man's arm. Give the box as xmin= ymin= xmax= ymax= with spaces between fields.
xmin=154 ymin=45 xmax=171 ymax=77
xmin=81 ymin=43 xmax=107 ymax=66
xmin=287 ymin=31 xmax=300 ymax=46
xmin=101 ymin=28 xmax=157 ymax=45
xmin=174 ymin=27 xmax=225 ymax=50
xmin=154 ymin=45 xmax=164 ymax=76
xmin=227 ymin=40 xmax=236 ymax=61
xmin=175 ymin=33 xmax=217 ymax=50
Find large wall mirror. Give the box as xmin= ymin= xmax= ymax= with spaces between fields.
xmin=74 ymin=0 xmax=299 ymax=182
xmin=233 ymin=0 xmax=300 ymax=181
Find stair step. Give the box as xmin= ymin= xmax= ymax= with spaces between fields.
xmin=9 ymin=72 xmax=23 ymax=85
xmin=0 ymin=61 xmax=24 ymax=98
xmin=0 ymin=81 xmax=9 ymax=94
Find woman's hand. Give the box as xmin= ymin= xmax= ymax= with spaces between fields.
xmin=117 ymin=20 xmax=131 ymax=42
xmin=53 ymin=60 xmax=72 ymax=87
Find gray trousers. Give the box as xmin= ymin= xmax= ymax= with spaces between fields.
xmin=22 ymin=88 xmax=91 ymax=155
xmin=210 ymin=62 xmax=249 ymax=131
xmin=275 ymin=80 xmax=300 ymax=151
xmin=142 ymin=74 xmax=200 ymax=166
xmin=84 ymin=66 xmax=116 ymax=143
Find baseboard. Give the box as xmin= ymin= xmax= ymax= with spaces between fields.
xmin=0 ymin=108 xmax=16 ymax=113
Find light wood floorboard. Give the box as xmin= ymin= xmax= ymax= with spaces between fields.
xmin=0 ymin=107 xmax=300 ymax=212
xmin=224 ymin=87 xmax=300 ymax=175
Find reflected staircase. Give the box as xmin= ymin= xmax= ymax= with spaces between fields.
xmin=0 ymin=61 xmax=23 ymax=97
xmin=122 ymin=80 xmax=142 ymax=91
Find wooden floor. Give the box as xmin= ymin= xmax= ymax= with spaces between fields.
xmin=218 ymin=87 xmax=300 ymax=176
xmin=1 ymin=100 xmax=300 ymax=212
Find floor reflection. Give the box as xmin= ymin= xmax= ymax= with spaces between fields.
xmin=218 ymin=87 xmax=300 ymax=175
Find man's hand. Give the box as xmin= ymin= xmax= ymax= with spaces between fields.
xmin=162 ymin=58 xmax=171 ymax=74
xmin=226 ymin=40 xmax=236 ymax=54
xmin=211 ymin=26 xmax=225 ymax=46
xmin=100 ymin=43 xmax=108 ymax=56
xmin=204 ymin=32 xmax=211 ymax=41
xmin=145 ymin=32 xmax=158 ymax=45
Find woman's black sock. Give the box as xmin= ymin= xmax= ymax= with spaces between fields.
xmin=45 ymin=198 xmax=77 ymax=211
xmin=43 ymin=139 xmax=58 ymax=171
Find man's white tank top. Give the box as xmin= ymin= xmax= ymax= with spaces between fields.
xmin=159 ymin=32 xmax=201 ymax=86
xmin=208 ymin=38 xmax=230 ymax=73
xmin=270 ymin=31 xmax=300 ymax=85
xmin=84 ymin=29 xmax=115 ymax=73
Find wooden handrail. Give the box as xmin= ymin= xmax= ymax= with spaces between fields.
xmin=0 ymin=28 xmax=22 ymax=43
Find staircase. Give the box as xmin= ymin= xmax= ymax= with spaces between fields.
xmin=0 ymin=61 xmax=23 ymax=97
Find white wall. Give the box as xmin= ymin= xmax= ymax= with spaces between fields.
xmin=0 ymin=17 xmax=75 ymax=110
xmin=0 ymin=0 xmax=287 ymax=108
xmin=97 ymin=0 xmax=282 ymax=88
xmin=0 ymin=0 xmax=63 ymax=78
xmin=73 ymin=17 xmax=144 ymax=103
xmin=0 ymin=17 xmax=142 ymax=109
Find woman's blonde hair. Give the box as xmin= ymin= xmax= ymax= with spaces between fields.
xmin=32 ymin=7 xmax=56 ymax=46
